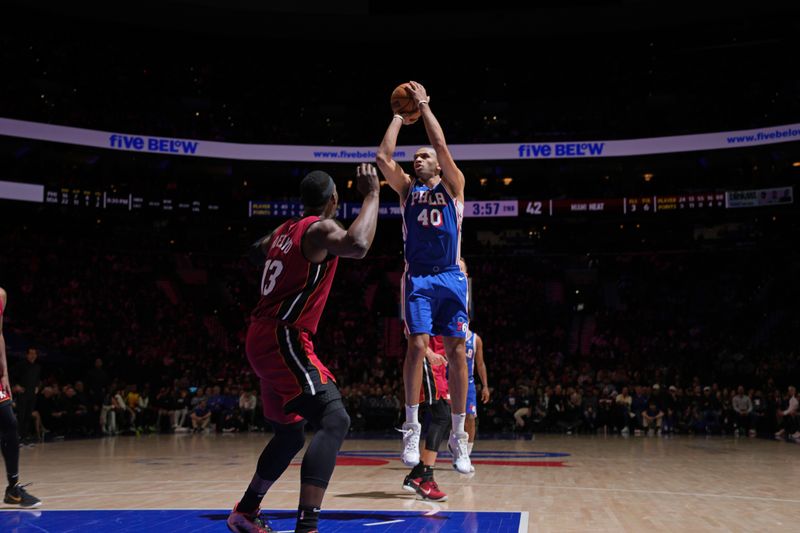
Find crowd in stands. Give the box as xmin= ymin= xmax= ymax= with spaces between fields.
xmin=1 ymin=221 xmax=798 ymax=444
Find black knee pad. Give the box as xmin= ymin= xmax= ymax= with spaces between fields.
xmin=319 ymin=404 xmax=350 ymax=443
xmin=430 ymin=400 xmax=450 ymax=426
xmin=424 ymin=400 xmax=450 ymax=452
xmin=305 ymin=400 xmax=350 ymax=437
xmin=300 ymin=402 xmax=350 ymax=489
xmin=425 ymin=422 xmax=449 ymax=452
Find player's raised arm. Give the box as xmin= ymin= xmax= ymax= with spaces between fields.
xmin=305 ymin=164 xmax=380 ymax=260
xmin=376 ymin=112 xmax=413 ymax=199
xmin=247 ymin=228 xmax=278 ymax=265
xmin=406 ymin=81 xmax=465 ymax=202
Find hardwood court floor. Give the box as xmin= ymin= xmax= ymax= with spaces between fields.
xmin=5 ymin=432 xmax=800 ymax=532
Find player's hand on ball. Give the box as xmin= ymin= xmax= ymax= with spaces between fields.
xmin=407 ymin=81 xmax=430 ymax=106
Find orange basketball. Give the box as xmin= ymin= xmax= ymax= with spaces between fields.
xmin=390 ymin=83 xmax=420 ymax=122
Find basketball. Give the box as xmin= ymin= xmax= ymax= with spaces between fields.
xmin=390 ymin=83 xmax=421 ymax=122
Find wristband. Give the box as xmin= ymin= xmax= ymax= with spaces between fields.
xmin=418 ymin=100 xmax=429 ymax=107
xmin=393 ymin=114 xmax=404 ymax=121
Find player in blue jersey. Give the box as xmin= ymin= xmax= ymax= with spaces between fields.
xmin=458 ymin=258 xmax=489 ymax=471
xmin=377 ymin=80 xmax=472 ymax=474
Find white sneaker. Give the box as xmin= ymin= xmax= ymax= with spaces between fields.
xmin=448 ymin=431 xmax=472 ymax=474
xmin=397 ymin=422 xmax=421 ymax=466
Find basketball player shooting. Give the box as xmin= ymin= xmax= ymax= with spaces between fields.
xmin=376 ymin=80 xmax=472 ymax=474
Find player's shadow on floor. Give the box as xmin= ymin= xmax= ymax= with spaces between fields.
xmin=336 ymin=490 xmax=412 ymax=500
xmin=198 ymin=513 xmax=229 ymax=521
xmin=199 ymin=510 xmax=443 ymax=523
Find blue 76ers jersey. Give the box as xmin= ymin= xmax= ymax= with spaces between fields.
xmin=465 ymin=330 xmax=476 ymax=383
xmin=402 ymin=180 xmax=463 ymax=270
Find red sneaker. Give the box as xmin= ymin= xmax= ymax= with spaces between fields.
xmin=402 ymin=474 xmax=422 ymax=494
xmin=415 ymin=479 xmax=448 ymax=501
xmin=226 ymin=503 xmax=274 ymax=533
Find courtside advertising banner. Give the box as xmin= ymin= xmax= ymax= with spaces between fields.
xmin=1 ymin=117 xmax=799 ymax=162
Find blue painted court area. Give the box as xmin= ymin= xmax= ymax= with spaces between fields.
xmin=0 ymin=508 xmax=527 ymax=532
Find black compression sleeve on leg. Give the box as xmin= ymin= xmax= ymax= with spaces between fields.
xmin=238 ymin=419 xmax=307 ymax=514
xmin=0 ymin=403 xmax=20 ymax=486
xmin=424 ymin=400 xmax=451 ymax=452
xmin=256 ymin=419 xmax=307 ymax=481
xmin=300 ymin=401 xmax=350 ymax=489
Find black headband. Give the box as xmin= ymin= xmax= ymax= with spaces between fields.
xmin=300 ymin=171 xmax=335 ymax=207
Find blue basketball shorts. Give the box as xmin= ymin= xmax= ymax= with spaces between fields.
xmin=403 ymin=268 xmax=468 ymax=338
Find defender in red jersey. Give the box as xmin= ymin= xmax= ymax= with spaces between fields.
xmin=402 ymin=336 xmax=452 ymax=502
xmin=228 ymin=164 xmax=380 ymax=533
xmin=0 ymin=287 xmax=42 ymax=508
xmin=420 ymin=336 xmax=450 ymax=405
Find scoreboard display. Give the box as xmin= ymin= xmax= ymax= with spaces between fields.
xmin=45 ymin=188 xmax=220 ymax=213
xmin=29 ymin=185 xmax=789 ymax=219
xmin=519 ymin=193 xmax=727 ymax=217
xmin=655 ymin=193 xmax=725 ymax=211
xmin=248 ymin=201 xmax=304 ymax=218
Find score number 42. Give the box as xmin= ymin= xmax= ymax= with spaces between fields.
xmin=525 ymin=201 xmax=544 ymax=215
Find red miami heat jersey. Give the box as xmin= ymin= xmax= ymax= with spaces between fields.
xmin=420 ymin=335 xmax=449 ymax=403
xmin=251 ymin=216 xmax=338 ymax=334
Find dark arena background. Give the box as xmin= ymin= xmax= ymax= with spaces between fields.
xmin=1 ymin=2 xmax=799 ymax=532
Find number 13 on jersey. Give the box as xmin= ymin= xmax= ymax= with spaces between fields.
xmin=261 ymin=259 xmax=284 ymax=295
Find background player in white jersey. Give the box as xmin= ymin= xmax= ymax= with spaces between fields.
xmin=376 ymin=81 xmax=472 ymax=474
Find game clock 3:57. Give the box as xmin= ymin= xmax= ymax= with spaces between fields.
xmin=466 ymin=200 xmax=518 ymax=218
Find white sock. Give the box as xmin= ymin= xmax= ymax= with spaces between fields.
xmin=467 ymin=442 xmax=474 ymax=455
xmin=405 ymin=404 xmax=419 ymax=425
xmin=451 ymin=412 xmax=466 ymax=435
